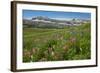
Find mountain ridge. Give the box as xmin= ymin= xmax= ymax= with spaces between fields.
xmin=23 ymin=16 xmax=90 ymax=28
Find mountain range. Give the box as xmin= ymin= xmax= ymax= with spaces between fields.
xmin=23 ymin=16 xmax=90 ymax=28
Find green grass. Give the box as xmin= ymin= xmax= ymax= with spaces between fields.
xmin=23 ymin=23 xmax=91 ymax=62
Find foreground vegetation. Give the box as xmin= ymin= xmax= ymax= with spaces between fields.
xmin=23 ymin=23 xmax=91 ymax=62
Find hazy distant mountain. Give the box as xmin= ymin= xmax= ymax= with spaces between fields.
xmin=23 ymin=16 xmax=90 ymax=28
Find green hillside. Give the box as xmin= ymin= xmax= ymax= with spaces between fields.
xmin=23 ymin=23 xmax=91 ymax=62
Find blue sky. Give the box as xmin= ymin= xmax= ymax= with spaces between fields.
xmin=23 ymin=10 xmax=91 ymax=20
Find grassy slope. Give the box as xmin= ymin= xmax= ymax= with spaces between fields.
xmin=23 ymin=23 xmax=91 ymax=62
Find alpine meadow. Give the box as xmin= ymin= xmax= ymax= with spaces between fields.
xmin=23 ymin=10 xmax=91 ymax=62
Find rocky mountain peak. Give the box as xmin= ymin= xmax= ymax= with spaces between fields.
xmin=32 ymin=16 xmax=49 ymax=20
